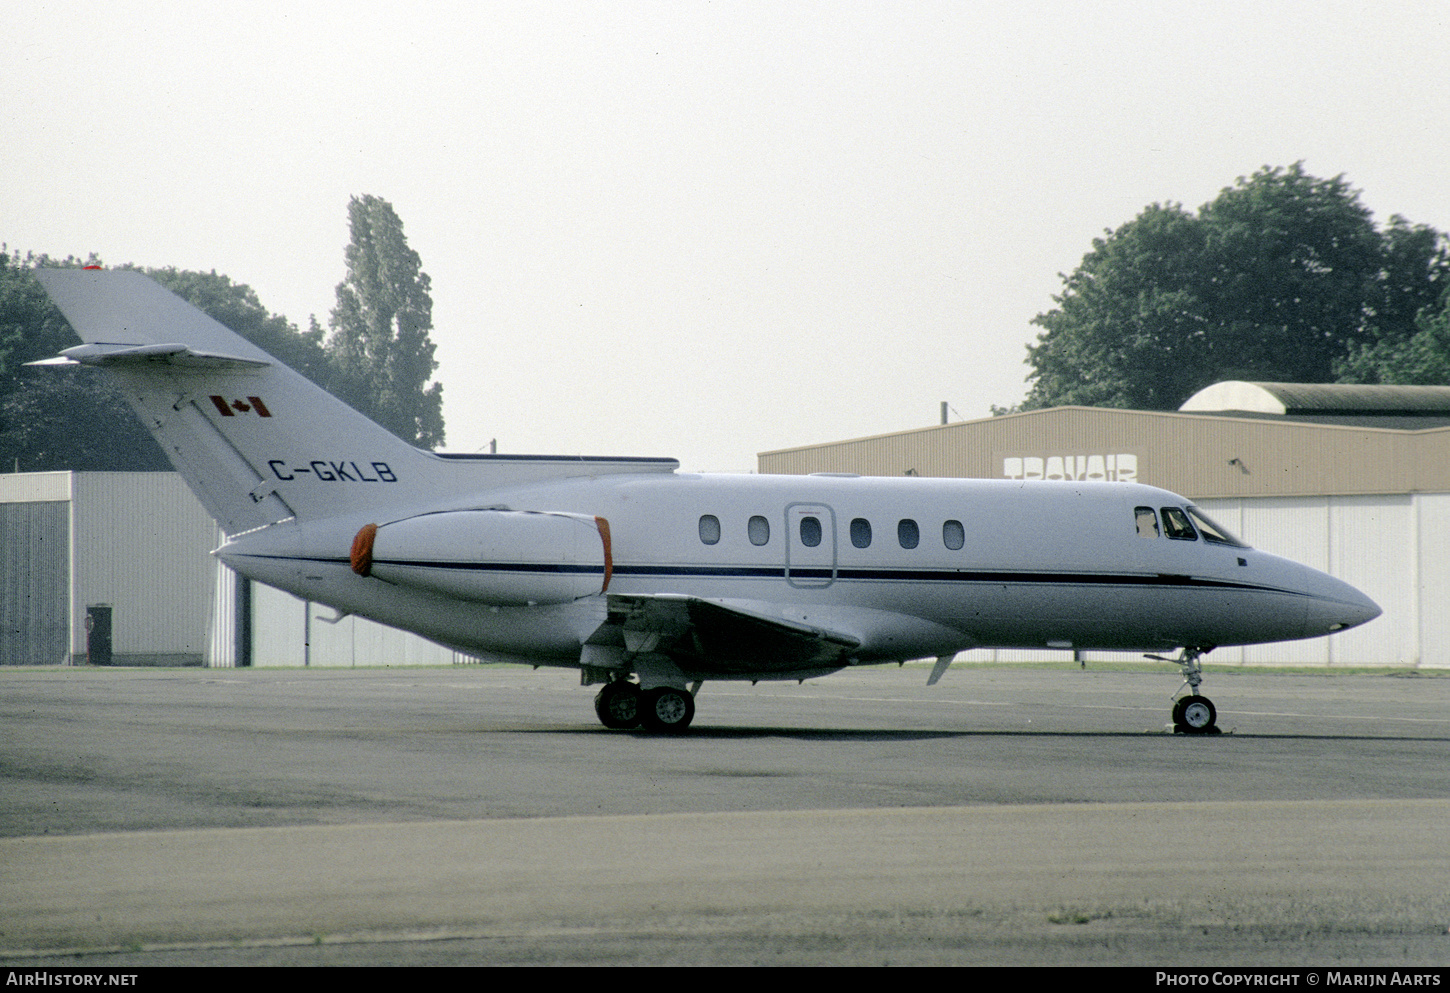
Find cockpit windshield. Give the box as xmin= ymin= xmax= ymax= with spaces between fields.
xmin=1186 ymin=506 xmax=1249 ymax=547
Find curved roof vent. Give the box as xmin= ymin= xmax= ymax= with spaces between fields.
xmin=1180 ymin=381 xmax=1450 ymax=417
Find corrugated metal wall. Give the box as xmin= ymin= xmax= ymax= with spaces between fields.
xmin=206 ymin=560 xmax=240 ymax=667
xmin=1417 ymin=493 xmax=1450 ymax=668
xmin=1 ymin=473 xmax=73 ymax=665
xmin=0 ymin=500 xmax=69 ymax=664
xmin=247 ymin=581 xmax=474 ymax=667
xmin=3 ymin=471 xmax=477 ymax=668
xmin=760 ymin=411 xmax=1450 ymax=499
xmin=68 ymin=474 xmax=219 ymax=665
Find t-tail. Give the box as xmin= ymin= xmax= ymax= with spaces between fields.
xmin=33 ymin=269 xmax=449 ymax=534
xmin=32 ymin=269 xmax=676 ymax=535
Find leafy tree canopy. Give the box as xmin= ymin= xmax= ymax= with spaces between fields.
xmin=328 ymin=195 xmax=445 ymax=449
xmin=1019 ymin=164 xmax=1450 ymax=411
xmin=1337 ymin=287 xmax=1450 ymax=385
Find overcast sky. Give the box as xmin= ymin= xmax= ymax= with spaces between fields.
xmin=6 ymin=2 xmax=1448 ymax=471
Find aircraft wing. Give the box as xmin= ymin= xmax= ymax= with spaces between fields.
xmin=589 ymin=593 xmax=861 ymax=676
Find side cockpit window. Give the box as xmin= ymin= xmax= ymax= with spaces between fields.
xmin=1135 ymin=506 xmax=1160 ymax=538
xmin=1187 ymin=507 xmax=1248 ymax=547
xmin=1161 ymin=507 xmax=1198 ymax=541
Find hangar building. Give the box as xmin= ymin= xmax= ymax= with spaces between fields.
xmin=758 ymin=382 xmax=1450 ymax=668
xmin=0 ymin=470 xmax=467 ymax=667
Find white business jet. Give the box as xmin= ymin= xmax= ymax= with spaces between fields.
xmin=35 ymin=269 xmax=1381 ymax=734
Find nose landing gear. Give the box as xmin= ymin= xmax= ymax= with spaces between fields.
xmin=1171 ymin=693 xmax=1217 ymax=734
xmin=1148 ymin=646 xmax=1221 ymax=735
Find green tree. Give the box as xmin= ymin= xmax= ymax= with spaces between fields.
xmin=1332 ymin=217 xmax=1450 ymax=385
xmin=1020 ymin=164 xmax=1450 ymax=410
xmin=1337 ymin=288 xmax=1450 ymax=384
xmin=1023 ymin=203 xmax=1210 ymax=409
xmin=0 ymin=369 xmax=171 ymax=472
xmin=328 ymin=195 xmax=445 ymax=449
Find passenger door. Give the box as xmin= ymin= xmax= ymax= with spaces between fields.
xmin=785 ymin=503 xmax=836 ymax=589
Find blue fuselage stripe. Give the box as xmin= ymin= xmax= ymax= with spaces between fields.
xmin=247 ymin=554 xmax=1304 ymax=596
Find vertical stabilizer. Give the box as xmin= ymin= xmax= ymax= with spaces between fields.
xmin=34 ymin=269 xmax=432 ymax=533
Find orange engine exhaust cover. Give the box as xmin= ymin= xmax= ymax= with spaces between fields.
xmin=350 ymin=523 xmax=378 ymax=577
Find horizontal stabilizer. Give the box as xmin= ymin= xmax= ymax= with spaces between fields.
xmin=28 ymin=342 xmax=272 ymax=369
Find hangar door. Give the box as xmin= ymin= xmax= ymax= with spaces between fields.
xmin=0 ymin=500 xmax=69 ymax=664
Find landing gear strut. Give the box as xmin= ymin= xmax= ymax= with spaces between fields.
xmin=1149 ymin=646 xmax=1220 ymax=735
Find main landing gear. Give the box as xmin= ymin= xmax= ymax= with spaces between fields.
xmin=1148 ymin=646 xmax=1221 ymax=735
xmin=593 ymin=680 xmax=696 ymax=733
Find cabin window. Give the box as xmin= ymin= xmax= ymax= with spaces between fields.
xmin=897 ymin=518 xmax=919 ymax=549
xmin=1135 ymin=506 xmax=1160 ymax=538
xmin=850 ymin=517 xmax=872 ymax=549
xmin=1161 ymin=507 xmax=1198 ymax=541
xmin=748 ymin=515 xmax=770 ymax=546
xmin=943 ymin=519 xmax=964 ymax=550
xmin=1187 ymin=507 xmax=1247 ymax=547
xmin=799 ymin=515 xmax=822 ymax=548
xmin=699 ymin=514 xmax=721 ymax=545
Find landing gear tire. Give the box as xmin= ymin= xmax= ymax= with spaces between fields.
xmin=639 ymin=686 xmax=695 ymax=733
xmin=1173 ymin=695 xmax=1218 ymax=735
xmin=594 ymin=681 xmax=642 ymax=730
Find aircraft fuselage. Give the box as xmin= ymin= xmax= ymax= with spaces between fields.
xmin=220 ymin=469 xmax=1379 ymax=679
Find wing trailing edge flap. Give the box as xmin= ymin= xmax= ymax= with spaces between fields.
xmin=585 ymin=593 xmax=860 ymax=675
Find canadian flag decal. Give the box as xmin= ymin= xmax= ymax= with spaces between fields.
xmin=209 ymin=395 xmax=273 ymax=418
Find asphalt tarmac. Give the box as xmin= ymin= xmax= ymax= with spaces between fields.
xmin=3 ymin=663 xmax=1449 ymax=966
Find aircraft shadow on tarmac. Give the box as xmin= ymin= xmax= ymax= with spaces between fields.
xmin=500 ymin=725 xmax=1450 ymax=743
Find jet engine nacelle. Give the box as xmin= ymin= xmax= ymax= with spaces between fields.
xmin=351 ymin=510 xmax=612 ymax=606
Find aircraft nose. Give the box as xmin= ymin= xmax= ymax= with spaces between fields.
xmin=1302 ymin=578 xmax=1381 ymax=638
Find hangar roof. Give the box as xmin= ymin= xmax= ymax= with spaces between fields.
xmin=759 ymin=404 xmax=1450 ymax=498
xmin=1179 ymin=381 xmax=1450 ymax=428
